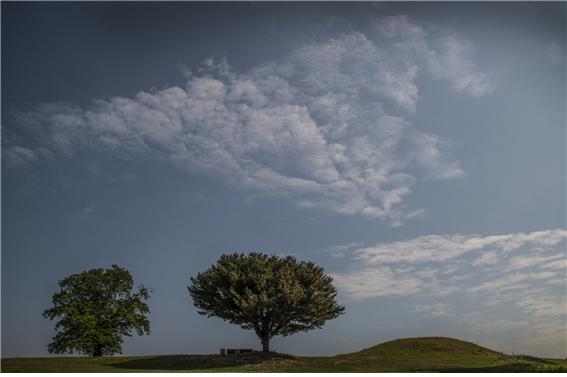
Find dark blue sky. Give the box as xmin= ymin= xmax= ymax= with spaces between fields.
xmin=2 ymin=2 xmax=566 ymax=358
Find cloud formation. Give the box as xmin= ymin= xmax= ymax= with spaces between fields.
xmin=373 ymin=15 xmax=493 ymax=98
xmin=4 ymin=16 xmax=492 ymax=225
xmin=331 ymin=229 xmax=567 ymax=356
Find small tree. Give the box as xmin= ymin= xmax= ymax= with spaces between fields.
xmin=43 ymin=265 xmax=151 ymax=356
xmin=188 ymin=253 xmax=344 ymax=352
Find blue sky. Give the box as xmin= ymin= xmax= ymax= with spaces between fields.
xmin=2 ymin=2 xmax=566 ymax=358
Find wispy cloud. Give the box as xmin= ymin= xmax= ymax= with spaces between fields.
xmin=75 ymin=202 xmax=99 ymax=219
xmin=351 ymin=229 xmax=566 ymax=266
xmin=544 ymin=41 xmax=565 ymax=65
xmin=373 ymin=14 xmax=494 ymax=98
xmin=334 ymin=266 xmax=425 ymax=299
xmin=4 ymin=15 xmax=492 ymax=225
xmin=331 ymin=228 xmax=567 ymax=355
xmin=414 ymin=303 xmax=453 ymax=317
xmin=3 ymin=146 xmax=38 ymax=168
xmin=324 ymin=242 xmax=365 ymax=258
xmin=427 ymin=35 xmax=494 ymax=97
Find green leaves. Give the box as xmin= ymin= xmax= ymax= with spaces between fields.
xmin=45 ymin=256 xmax=342 ymax=355
xmin=43 ymin=265 xmax=151 ymax=356
xmin=188 ymin=253 xmax=345 ymax=351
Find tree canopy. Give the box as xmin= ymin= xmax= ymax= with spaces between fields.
xmin=43 ymin=265 xmax=151 ymax=356
xmin=188 ymin=252 xmax=344 ymax=352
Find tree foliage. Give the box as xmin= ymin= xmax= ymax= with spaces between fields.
xmin=188 ymin=253 xmax=344 ymax=352
xmin=43 ymin=265 xmax=151 ymax=356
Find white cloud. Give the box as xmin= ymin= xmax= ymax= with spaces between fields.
xmin=324 ymin=242 xmax=365 ymax=258
xmin=516 ymin=295 xmax=567 ymax=319
xmin=409 ymin=133 xmax=465 ymax=180
xmin=374 ymin=14 xmax=426 ymax=41
xmin=373 ymin=15 xmax=494 ymax=97
xmin=506 ymin=254 xmax=563 ymax=272
xmin=333 ymin=267 xmax=424 ymax=300
xmin=333 ymin=228 xmax=566 ymax=302
xmin=330 ymin=228 xmax=567 ymax=356
xmin=414 ymin=302 xmax=453 ymax=317
xmin=467 ymin=270 xmax=558 ymax=294
xmin=353 ymin=229 xmax=567 ymax=265
xmin=6 ymin=16 xmax=492 ymax=225
xmin=541 ymin=259 xmax=567 ymax=270
xmin=427 ymin=35 xmax=494 ymax=97
xmin=471 ymin=250 xmax=500 ymax=267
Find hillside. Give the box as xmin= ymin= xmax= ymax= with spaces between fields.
xmin=2 ymin=337 xmax=566 ymax=372
xmin=299 ymin=337 xmax=560 ymax=372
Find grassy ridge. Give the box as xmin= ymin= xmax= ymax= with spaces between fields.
xmin=3 ymin=337 xmax=567 ymax=372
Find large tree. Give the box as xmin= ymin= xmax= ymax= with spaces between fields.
xmin=188 ymin=252 xmax=344 ymax=352
xmin=43 ymin=265 xmax=151 ymax=356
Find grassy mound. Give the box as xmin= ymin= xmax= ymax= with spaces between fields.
xmin=2 ymin=337 xmax=566 ymax=372
xmin=277 ymin=337 xmax=566 ymax=372
xmin=317 ymin=337 xmax=513 ymax=372
xmin=357 ymin=336 xmax=503 ymax=355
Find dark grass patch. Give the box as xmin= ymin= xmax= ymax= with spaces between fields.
xmin=441 ymin=363 xmax=567 ymax=373
xmin=3 ymin=337 xmax=566 ymax=373
xmin=109 ymin=352 xmax=297 ymax=371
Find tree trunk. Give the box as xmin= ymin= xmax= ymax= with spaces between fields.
xmin=93 ymin=344 xmax=102 ymax=357
xmin=261 ymin=337 xmax=270 ymax=353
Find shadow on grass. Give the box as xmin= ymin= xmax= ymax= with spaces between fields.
xmin=108 ymin=352 xmax=295 ymax=371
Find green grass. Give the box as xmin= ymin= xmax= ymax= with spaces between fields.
xmin=3 ymin=337 xmax=567 ymax=372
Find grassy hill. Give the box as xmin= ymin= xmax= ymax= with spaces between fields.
xmin=300 ymin=337 xmax=566 ymax=372
xmin=3 ymin=337 xmax=566 ymax=372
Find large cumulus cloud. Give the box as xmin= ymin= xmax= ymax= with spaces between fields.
xmin=4 ymin=16 xmax=493 ymax=225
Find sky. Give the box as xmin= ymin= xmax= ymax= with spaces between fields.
xmin=2 ymin=2 xmax=566 ymax=359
